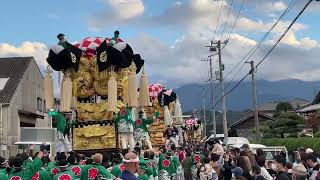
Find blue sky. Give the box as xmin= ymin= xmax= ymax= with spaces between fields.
xmin=1 ymin=0 xmax=320 ymax=88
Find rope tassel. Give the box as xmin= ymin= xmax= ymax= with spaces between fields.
xmin=128 ymin=62 xmax=138 ymax=107
xmin=108 ymin=68 xmax=117 ymax=112
xmin=138 ymin=66 xmax=150 ymax=107
xmin=60 ymin=72 xmax=72 ymax=112
xmin=44 ymin=66 xmax=54 ymax=110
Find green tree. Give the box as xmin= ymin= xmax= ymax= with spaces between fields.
xmin=276 ymin=102 xmax=293 ymax=113
xmin=260 ymin=112 xmax=304 ymax=138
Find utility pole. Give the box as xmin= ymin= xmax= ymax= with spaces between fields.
xmin=209 ymin=58 xmax=217 ymax=138
xmin=248 ymin=61 xmax=260 ymax=142
xmin=201 ymin=55 xmax=216 ymax=138
xmin=202 ymin=88 xmax=207 ymax=137
xmin=216 ymin=40 xmax=228 ymax=138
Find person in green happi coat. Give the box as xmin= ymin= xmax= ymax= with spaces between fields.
xmin=8 ymin=151 xmax=44 ymax=180
xmin=0 ymin=157 xmax=7 ymax=180
xmin=30 ymin=156 xmax=52 ymax=180
xmin=67 ymin=154 xmax=83 ymax=179
xmin=0 ymin=156 xmax=7 ymax=174
xmin=158 ymin=151 xmax=178 ymax=180
xmin=57 ymin=33 xmax=67 ymax=48
xmin=53 ymin=159 xmax=76 ymax=180
xmin=109 ymin=153 xmax=125 ymax=178
xmin=133 ymin=110 xmax=154 ymax=150
xmin=80 ymin=153 xmax=112 ymax=180
xmin=149 ymin=151 xmax=158 ymax=179
xmin=191 ymin=147 xmax=204 ymax=180
xmin=138 ymin=151 xmax=153 ymax=179
xmin=114 ymin=107 xmax=135 ymax=151
xmin=46 ymin=152 xmax=67 ymax=176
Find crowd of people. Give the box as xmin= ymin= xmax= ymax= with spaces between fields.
xmin=0 ymin=140 xmax=319 ymax=180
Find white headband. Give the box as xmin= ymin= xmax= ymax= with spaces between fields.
xmin=123 ymin=156 xmax=139 ymax=163
xmin=1 ymin=160 xmax=7 ymax=165
xmin=59 ymin=165 xmax=69 ymax=168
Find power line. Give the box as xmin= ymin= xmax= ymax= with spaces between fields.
xmin=222 ymin=0 xmax=297 ymax=87
xmin=220 ymin=0 xmax=234 ymax=41
xmin=244 ymin=0 xmax=298 ymax=66
xmin=256 ymin=0 xmax=313 ymax=68
xmin=211 ymin=0 xmax=313 ymax=110
xmin=226 ymin=0 xmax=245 ymax=42
xmin=225 ymin=62 xmax=246 ymax=90
xmin=213 ymin=73 xmax=250 ymax=108
xmin=212 ymin=0 xmax=224 ymax=41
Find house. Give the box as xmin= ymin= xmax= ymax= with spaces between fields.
xmin=298 ymin=91 xmax=320 ymax=120
xmin=258 ymin=98 xmax=310 ymax=117
xmin=0 ymin=57 xmax=49 ymax=158
xmin=229 ymin=112 xmax=274 ymax=139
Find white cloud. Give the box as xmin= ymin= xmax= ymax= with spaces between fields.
xmin=105 ymin=0 xmax=144 ymax=20
xmin=272 ymin=1 xmax=287 ymax=11
xmin=84 ymin=0 xmax=320 ymax=86
xmin=0 ymin=41 xmax=49 ymax=68
xmin=300 ymin=37 xmax=318 ymax=49
xmin=89 ymin=0 xmax=144 ymax=30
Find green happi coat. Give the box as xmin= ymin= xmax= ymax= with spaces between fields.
xmin=0 ymin=168 xmax=6 ymax=174
xmin=114 ymin=107 xmax=134 ymax=133
xmin=110 ymin=163 xmax=125 ymax=178
xmin=134 ymin=117 xmax=153 ymax=141
xmin=139 ymin=159 xmax=153 ymax=177
xmin=46 ymin=162 xmax=60 ymax=176
xmin=53 ymin=170 xmax=76 ymax=180
xmin=80 ymin=164 xmax=111 ymax=180
xmin=138 ymin=158 xmax=153 ymax=180
xmin=191 ymin=152 xmax=204 ymax=164
xmin=58 ymin=41 xmax=67 ymax=49
xmin=31 ymin=168 xmax=53 ymax=180
xmin=151 ymin=159 xmax=158 ymax=178
xmin=8 ymin=157 xmax=43 ymax=180
xmin=0 ymin=171 xmax=7 ymax=180
xmin=67 ymin=164 xmax=84 ymax=179
xmin=158 ymin=155 xmax=178 ymax=179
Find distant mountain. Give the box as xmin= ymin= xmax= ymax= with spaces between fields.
xmin=175 ymin=79 xmax=320 ymax=112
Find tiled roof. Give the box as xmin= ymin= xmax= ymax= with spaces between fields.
xmin=258 ymin=98 xmax=310 ymax=111
xmin=229 ymin=112 xmax=274 ymax=128
xmin=258 ymin=102 xmax=279 ymax=111
xmin=0 ymin=57 xmax=32 ymax=103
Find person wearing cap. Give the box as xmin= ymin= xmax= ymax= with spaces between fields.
xmin=120 ymin=152 xmax=139 ymax=180
xmin=80 ymin=153 xmax=111 ymax=180
xmin=57 ymin=33 xmax=67 ymax=48
xmin=110 ymin=30 xmax=120 ymax=46
xmin=53 ymin=159 xmax=76 ymax=180
xmin=8 ymin=151 xmax=44 ymax=180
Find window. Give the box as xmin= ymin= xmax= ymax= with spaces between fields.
xmin=37 ymin=98 xmax=42 ymax=112
xmin=43 ymin=100 xmax=46 ymax=113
